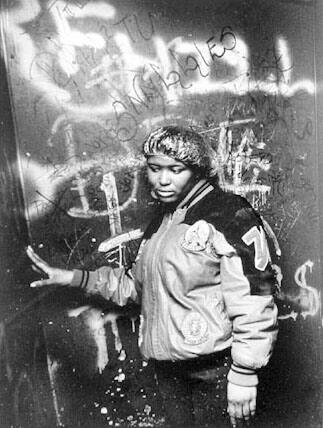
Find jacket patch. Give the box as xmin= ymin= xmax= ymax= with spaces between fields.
xmin=181 ymin=311 xmax=209 ymax=345
xmin=181 ymin=220 xmax=211 ymax=252
xmin=242 ymin=226 xmax=270 ymax=271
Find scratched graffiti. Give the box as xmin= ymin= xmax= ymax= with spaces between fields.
xmin=0 ymin=0 xmax=315 ymax=117
xmin=20 ymin=117 xmax=273 ymax=221
xmin=0 ymin=0 xmax=316 ymax=225
xmin=202 ymin=118 xmax=272 ymax=209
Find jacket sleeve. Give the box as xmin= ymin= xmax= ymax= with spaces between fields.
xmin=221 ymin=254 xmax=278 ymax=386
xmin=68 ymin=221 xmax=158 ymax=306
xmin=70 ymin=265 xmax=140 ymax=306
xmin=210 ymin=205 xmax=278 ymax=387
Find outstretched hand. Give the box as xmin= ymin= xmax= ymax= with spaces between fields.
xmin=227 ymin=381 xmax=257 ymax=427
xmin=26 ymin=246 xmax=74 ymax=288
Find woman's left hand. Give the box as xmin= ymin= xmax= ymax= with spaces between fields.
xmin=227 ymin=381 xmax=257 ymax=427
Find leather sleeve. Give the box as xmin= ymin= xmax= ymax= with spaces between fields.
xmin=208 ymin=206 xmax=278 ymax=385
xmin=221 ymin=253 xmax=278 ymax=382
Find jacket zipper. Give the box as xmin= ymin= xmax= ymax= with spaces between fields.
xmin=149 ymin=213 xmax=173 ymax=359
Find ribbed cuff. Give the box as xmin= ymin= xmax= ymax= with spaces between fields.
xmin=70 ymin=269 xmax=90 ymax=290
xmin=227 ymin=363 xmax=258 ymax=387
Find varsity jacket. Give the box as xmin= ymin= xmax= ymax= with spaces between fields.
xmin=71 ymin=180 xmax=278 ymax=387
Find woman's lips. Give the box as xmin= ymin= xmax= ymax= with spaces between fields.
xmin=156 ymin=190 xmax=175 ymax=197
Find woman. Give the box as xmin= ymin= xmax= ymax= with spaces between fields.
xmin=27 ymin=125 xmax=278 ymax=427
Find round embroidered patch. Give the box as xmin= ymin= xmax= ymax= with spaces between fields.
xmin=181 ymin=220 xmax=210 ymax=251
xmin=181 ymin=311 xmax=209 ymax=345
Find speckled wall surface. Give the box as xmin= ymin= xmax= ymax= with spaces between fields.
xmin=0 ymin=0 xmax=321 ymax=427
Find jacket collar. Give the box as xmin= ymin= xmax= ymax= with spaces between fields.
xmin=176 ymin=179 xmax=214 ymax=211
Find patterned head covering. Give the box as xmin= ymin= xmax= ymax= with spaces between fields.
xmin=143 ymin=125 xmax=216 ymax=177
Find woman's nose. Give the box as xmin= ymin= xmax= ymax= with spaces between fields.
xmin=159 ymin=169 xmax=171 ymax=185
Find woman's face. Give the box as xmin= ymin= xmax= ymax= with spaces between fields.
xmin=146 ymin=155 xmax=197 ymax=204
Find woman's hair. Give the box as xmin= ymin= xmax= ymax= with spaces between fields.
xmin=142 ymin=125 xmax=217 ymax=178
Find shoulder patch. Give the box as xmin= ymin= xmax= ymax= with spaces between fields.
xmin=182 ymin=220 xmax=210 ymax=251
xmin=182 ymin=220 xmax=236 ymax=257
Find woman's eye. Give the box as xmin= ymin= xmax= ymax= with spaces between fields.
xmin=149 ymin=166 xmax=159 ymax=172
xmin=172 ymin=168 xmax=184 ymax=174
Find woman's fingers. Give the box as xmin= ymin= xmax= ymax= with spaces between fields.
xmin=27 ymin=246 xmax=73 ymax=288
xmin=249 ymin=398 xmax=256 ymax=417
xmin=242 ymin=401 xmax=251 ymax=421
xmin=227 ymin=402 xmax=237 ymax=427
xmin=31 ymin=264 xmax=44 ymax=274
xmin=228 ymin=402 xmax=252 ymax=427
xmin=26 ymin=246 xmax=45 ymax=264
xmin=30 ymin=278 xmax=55 ymax=288
xmin=227 ymin=383 xmax=257 ymax=426
xmin=26 ymin=246 xmax=50 ymax=274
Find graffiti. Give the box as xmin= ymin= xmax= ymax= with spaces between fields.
xmin=277 ymin=260 xmax=321 ymax=321
xmin=20 ymin=149 xmax=143 ymax=221
xmin=2 ymin=0 xmax=316 ymax=224
xmin=113 ymin=12 xmax=156 ymax=43
xmin=100 ymin=173 xmax=122 ymax=236
xmin=45 ymin=0 xmax=93 ymax=13
xmin=68 ymin=305 xmax=110 ymax=373
xmin=0 ymin=0 xmax=315 ymax=119
xmin=293 ymin=260 xmax=320 ymax=318
xmin=204 ymin=118 xmax=272 ymax=208
xmin=2 ymin=0 xmax=320 ymax=317
xmin=20 ymin=114 xmax=273 ymax=223
xmin=1 ymin=0 xmax=317 ymax=223
xmin=0 ymin=3 xmax=321 ymax=426
xmin=68 ymin=305 xmax=139 ymax=373
xmin=45 ymin=353 xmax=63 ymax=426
xmin=98 ymin=172 xmax=144 ymax=266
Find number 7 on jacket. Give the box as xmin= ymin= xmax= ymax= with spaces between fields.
xmin=242 ymin=226 xmax=270 ymax=271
